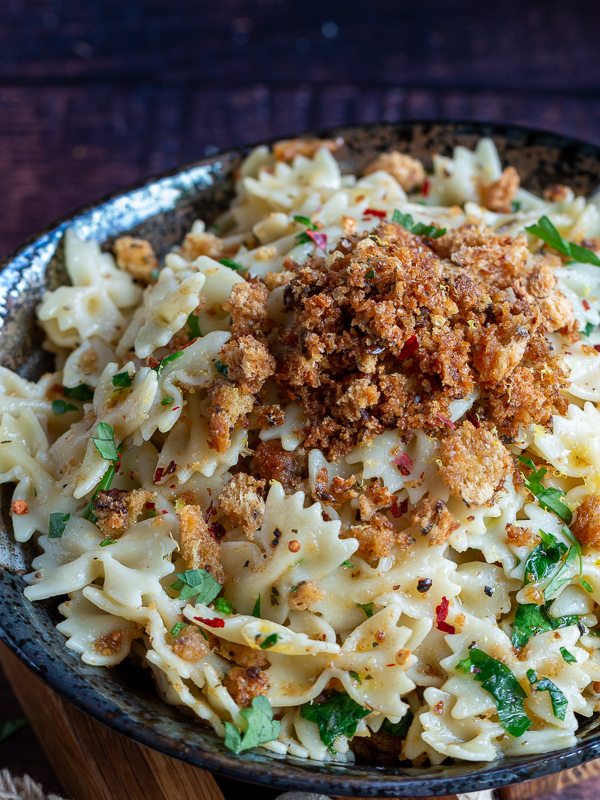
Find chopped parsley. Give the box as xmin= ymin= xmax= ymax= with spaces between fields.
xmin=99 ymin=536 xmax=117 ymax=547
xmin=300 ymin=691 xmax=370 ymax=749
xmin=341 ymin=561 xmax=355 ymax=568
xmin=63 ymin=383 xmax=94 ymax=402
xmin=511 ymin=200 xmax=522 ymax=213
xmin=583 ymin=321 xmax=596 ymax=337
xmin=522 ymin=529 xmax=568 ymax=586
xmin=171 ymin=569 xmax=222 ymax=605
xmin=214 ymin=597 xmax=234 ymax=615
xmin=381 ymin=709 xmax=414 ymax=736
xmin=527 ymin=670 xmax=568 ymax=720
xmin=223 ymin=695 xmax=280 ymax=753
xmin=366 ymin=269 xmax=375 ymax=278
xmin=171 ymin=622 xmax=186 ymax=637
xmin=154 ymin=350 xmax=183 ymax=376
xmin=259 ymin=633 xmax=279 ymax=650
xmin=161 ymin=396 xmax=174 ymax=406
xmin=457 ymin=648 xmax=531 ymax=737
xmin=82 ymin=454 xmax=120 ymax=521
xmin=526 ymin=215 xmax=600 ymax=267
xmin=511 ymin=602 xmax=578 ymax=649
xmin=357 ymin=602 xmax=374 ymax=618
xmin=112 ymin=371 xmax=132 ymax=389
xmin=92 ymin=422 xmax=120 ymax=462
xmin=186 ymin=312 xmax=203 ymax=339
xmin=252 ymin=595 xmax=261 ymax=617
xmin=581 ymin=578 xmax=594 ymax=593
xmin=518 ymin=456 xmax=573 ymax=525
xmin=219 ymin=258 xmax=247 ymax=272
xmin=294 ymin=215 xmax=319 ymax=244
xmin=48 ymin=512 xmax=70 ymax=539
xmin=560 ymin=647 xmax=576 ymax=664
xmin=52 ymin=399 xmax=77 ymax=415
xmin=214 ymin=360 xmax=228 ymax=376
xmin=0 ymin=717 xmax=28 ymax=743
xmin=348 ymin=670 xmax=362 ymax=683
xmin=392 ymin=209 xmax=446 ymax=239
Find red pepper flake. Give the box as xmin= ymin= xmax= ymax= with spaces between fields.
xmin=12 ymin=500 xmax=29 ymax=515
xmin=145 ymin=502 xmax=155 ymax=509
xmin=172 ymin=407 xmax=180 ymax=411
xmin=205 ymin=500 xmax=215 ymax=524
xmin=153 ymin=460 xmax=176 ymax=484
xmin=583 ymin=299 xmax=591 ymax=310
xmin=153 ymin=467 xmax=164 ymax=484
xmin=363 ymin=208 xmax=387 ymax=218
xmin=322 ymin=512 xmax=330 ymax=521
xmin=437 ymin=413 xmax=456 ymax=430
xmin=595 ymin=345 xmax=600 ymax=353
xmin=161 ymin=509 xmax=168 ymax=514
xmin=386 ymin=663 xmax=395 ymax=667
xmin=398 ymin=335 xmax=418 ymax=360
xmin=422 ymin=178 xmax=430 ymax=197
xmin=194 ymin=616 xmax=225 ymax=629
xmin=466 ymin=411 xmax=480 ymax=429
xmin=170 ymin=484 xmax=176 ymax=489
xmin=393 ymin=453 xmax=414 ymax=476
xmin=435 ymin=596 xmax=456 ymax=634
xmin=306 ymin=230 xmax=327 ymax=250
xmin=209 ymin=521 xmax=226 ymax=542
xmin=390 ymin=498 xmax=408 ymax=518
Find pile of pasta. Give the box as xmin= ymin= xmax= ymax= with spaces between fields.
xmin=4 ymin=137 xmax=600 ymax=764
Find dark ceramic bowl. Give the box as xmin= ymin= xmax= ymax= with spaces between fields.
xmin=2 ymin=121 xmax=600 ymax=798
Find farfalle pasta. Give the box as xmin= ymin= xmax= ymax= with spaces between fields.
xmin=5 ymin=136 xmax=600 ymax=765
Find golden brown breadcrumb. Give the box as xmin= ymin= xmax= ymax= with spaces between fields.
xmin=411 ymin=498 xmax=459 ymax=546
xmin=113 ymin=237 xmax=158 ymax=283
xmin=273 ymin=138 xmax=342 ymax=162
xmin=505 ymin=523 xmax=541 ymax=548
xmin=221 ymin=335 xmax=276 ymax=395
xmin=223 ymin=279 xmax=270 ymax=337
xmin=363 ymin=151 xmax=426 ymax=192
xmin=172 ymin=624 xmax=211 ymax=662
xmin=253 ymin=440 xmax=307 ymax=490
xmin=481 ymin=167 xmax=520 ymax=213
xmin=218 ymin=473 xmax=265 ymax=539
xmin=176 ymin=504 xmax=226 ymax=584
xmin=344 ymin=512 xmax=414 ymax=560
xmin=288 ymin=581 xmax=325 ymax=610
xmin=208 ymin=380 xmax=254 ymax=454
xmin=572 ymin=495 xmax=600 ymax=549
xmin=218 ymin=640 xmax=269 ymax=669
xmin=92 ymin=489 xmax=155 ymax=534
xmin=223 ymin=666 xmax=269 ymax=708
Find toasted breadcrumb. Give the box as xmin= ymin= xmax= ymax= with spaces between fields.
xmin=411 ymin=498 xmax=459 ymax=546
xmin=363 ymin=151 xmax=426 ymax=192
xmin=218 ymin=640 xmax=269 ymax=668
xmin=257 ymin=404 xmax=286 ymax=429
xmin=289 ymin=580 xmax=325 ymax=610
xmin=273 ymin=137 xmax=342 ymax=162
xmin=223 ymin=279 xmax=270 ymax=336
xmin=113 ymin=237 xmax=158 ymax=283
xmin=172 ymin=624 xmax=211 ymax=662
xmin=544 ymin=184 xmax=571 ymax=203
xmin=359 ymin=481 xmax=395 ymax=521
xmin=505 ymin=523 xmax=541 ymax=548
xmin=263 ymin=270 xmax=294 ymax=290
xmin=221 ymin=335 xmax=276 ymax=394
xmin=218 ymin=473 xmax=265 ymax=539
xmin=180 ymin=230 xmax=223 ymax=260
xmin=253 ymin=440 xmax=307 ymax=490
xmin=93 ymin=630 xmax=124 ymax=657
xmin=313 ymin=468 xmax=358 ymax=509
xmin=572 ymin=495 xmax=600 ymax=549
xmin=208 ymin=380 xmax=254 ymax=454
xmin=92 ymin=489 xmax=155 ymax=534
xmin=176 ymin=504 xmax=226 ymax=584
xmin=481 ymin=166 xmax=520 ymax=213
xmin=223 ymin=666 xmax=269 ymax=708
xmin=440 ymin=422 xmax=514 ymax=507
xmin=344 ymin=512 xmax=414 ymax=560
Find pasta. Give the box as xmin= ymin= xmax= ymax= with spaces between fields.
xmin=5 ymin=135 xmax=600 ymax=766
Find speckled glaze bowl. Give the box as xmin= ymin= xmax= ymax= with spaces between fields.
xmin=2 ymin=122 xmax=600 ymax=798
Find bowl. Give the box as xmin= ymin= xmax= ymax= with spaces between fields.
xmin=2 ymin=121 xmax=600 ymax=798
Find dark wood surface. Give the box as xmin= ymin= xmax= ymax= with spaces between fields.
xmin=2 ymin=1 xmax=600 ymax=797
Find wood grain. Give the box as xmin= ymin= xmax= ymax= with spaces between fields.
xmin=0 ymin=641 xmax=225 ymax=800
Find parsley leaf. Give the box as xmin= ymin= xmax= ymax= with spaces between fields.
xmin=252 ymin=595 xmax=261 ymax=617
xmin=82 ymin=455 xmax=120 ymax=522
xmin=527 ymin=670 xmax=568 ymax=720
xmin=300 ymin=691 xmax=370 ymax=749
xmin=214 ymin=597 xmax=233 ymax=615
xmin=511 ymin=602 xmax=578 ymax=648
xmin=154 ymin=350 xmax=183 ymax=376
xmin=518 ymin=456 xmax=573 ymax=525
xmin=48 ymin=512 xmax=70 ymax=539
xmin=526 ymin=216 xmax=600 ymax=267
xmin=171 ymin=622 xmax=186 ymax=637
xmin=366 ymin=269 xmax=375 ymax=278
xmin=583 ymin=321 xmax=596 ymax=337
xmin=463 ymin=648 xmax=532 ymax=737
xmin=0 ymin=717 xmax=28 ymax=743
xmin=92 ymin=422 xmax=120 ymax=463
xmin=357 ymin=602 xmax=374 ymax=618
xmin=99 ymin=536 xmax=117 ymax=547
xmin=214 ymin=360 xmax=228 ymax=376
xmin=171 ymin=569 xmax=222 ymax=604
xmin=545 ymin=543 xmax=580 ymax=599
xmin=582 ymin=578 xmax=594 ymax=593
xmin=511 ymin=201 xmax=522 ymax=212
xmin=260 ymin=633 xmax=279 ymax=650
xmin=341 ymin=561 xmax=355 ymax=568
xmin=161 ymin=396 xmax=174 ymax=406
xmin=223 ymin=695 xmax=280 ymax=753
xmin=112 ymin=371 xmax=132 ymax=389
xmin=293 ymin=215 xmax=317 ymax=229
xmin=219 ymin=258 xmax=247 ymax=272
xmin=522 ymin=529 xmax=568 ymax=586
xmin=381 ymin=709 xmax=413 ymax=736
xmin=187 ymin=312 xmax=203 ymax=339
xmin=392 ymin=209 xmax=446 ymax=239
xmin=560 ymin=647 xmax=576 ymax=664
xmin=348 ymin=670 xmax=362 ymax=683
xmin=63 ymin=384 xmax=94 ymax=402
xmin=52 ymin=399 xmax=78 ymax=415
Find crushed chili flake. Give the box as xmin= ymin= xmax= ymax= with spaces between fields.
xmin=205 ymin=500 xmax=215 ymax=524
xmin=422 ymin=178 xmax=430 ymax=197
xmin=393 ymin=453 xmax=414 ymax=476
xmin=583 ymin=299 xmax=591 ymax=310
xmin=595 ymin=345 xmax=600 ymax=353
xmin=363 ymin=208 xmax=387 ymax=218
xmin=398 ymin=335 xmax=419 ymax=361
xmin=194 ymin=616 xmax=225 ymax=629
xmin=209 ymin=521 xmax=226 ymax=541
xmin=466 ymin=411 xmax=480 ymax=428
xmin=153 ymin=461 xmax=177 ymax=483
xmin=435 ymin=596 xmax=455 ymax=634
xmin=161 ymin=510 xmax=168 ymax=514
xmin=145 ymin=501 xmax=156 ymax=509
xmin=390 ymin=498 xmax=408 ymax=518
xmin=306 ymin=230 xmax=327 ymax=250
xmin=436 ymin=413 xmax=457 ymax=429
xmin=12 ymin=500 xmax=29 ymax=515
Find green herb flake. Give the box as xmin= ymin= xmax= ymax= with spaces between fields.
xmin=214 ymin=597 xmax=234 ymax=615
xmin=219 ymin=258 xmax=247 ymax=272
xmin=155 ymin=350 xmax=183 ymax=376
xmin=522 ymin=529 xmax=568 ymax=586
xmin=171 ymin=622 xmax=186 ymax=637
xmin=252 ymin=595 xmax=261 ymax=618
xmin=348 ymin=670 xmax=362 ymax=684
xmin=99 ymin=536 xmax=117 ymax=547
xmin=456 ymin=657 xmax=473 ymax=673
xmin=512 ymin=602 xmax=578 ymax=649
xmin=223 ymin=695 xmax=280 ymax=753
xmin=112 ymin=371 xmax=133 ymax=389
xmin=48 ymin=512 xmax=70 ymax=539
xmin=148 ymin=509 xmax=156 ymax=518
xmin=392 ymin=209 xmax=446 ymax=239
xmin=259 ymin=633 xmax=279 ymax=650
xmin=171 ymin=569 xmax=222 ymax=604
xmin=528 ymin=671 xmax=568 ymax=720
xmin=589 ymin=629 xmax=600 ymax=637
xmin=583 ymin=321 xmax=596 ymax=337
xmin=214 ymin=360 xmax=228 ymax=376
xmin=92 ymin=421 xmax=120 ymax=463
xmin=366 ymin=269 xmax=375 ymax=278
xmin=526 ymin=215 xmax=600 ymax=267
xmin=293 ymin=215 xmax=317 ymax=230
xmin=581 ymin=578 xmax=594 ymax=593
xmin=52 ymin=399 xmax=78 ymax=415
xmin=511 ymin=201 xmax=522 ymax=212
xmin=300 ymin=691 xmax=370 ymax=749
xmin=560 ymin=647 xmax=577 ymax=664
xmin=463 ymin=648 xmax=532 ymax=737
xmin=63 ymin=383 xmax=94 ymax=402
xmin=357 ymin=602 xmax=374 ymax=618
xmin=381 ymin=709 xmax=414 ymax=737
xmin=161 ymin=396 xmax=175 ymax=406
xmin=186 ymin=312 xmax=203 ymax=339
xmin=341 ymin=561 xmax=356 ymax=568
xmin=518 ymin=456 xmax=573 ymax=525
xmin=82 ymin=453 xmax=120 ymax=522
xmin=0 ymin=717 xmax=28 ymax=743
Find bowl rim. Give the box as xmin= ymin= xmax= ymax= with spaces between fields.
xmin=2 ymin=119 xmax=600 ymax=797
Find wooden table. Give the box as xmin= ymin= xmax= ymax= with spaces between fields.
xmin=2 ymin=1 xmax=600 ymax=797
